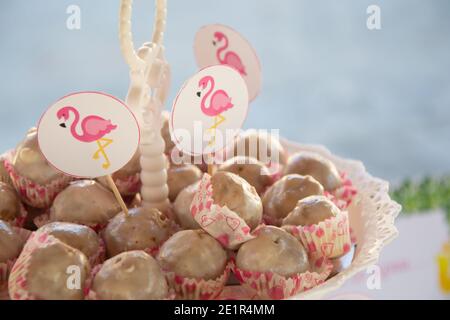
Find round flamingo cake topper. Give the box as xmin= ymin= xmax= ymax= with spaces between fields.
xmin=170 ymin=65 xmax=249 ymax=156
xmin=194 ymin=24 xmax=262 ymax=102
xmin=38 ymin=92 xmax=140 ymax=178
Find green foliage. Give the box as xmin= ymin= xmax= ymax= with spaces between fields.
xmin=391 ymin=176 xmax=450 ymax=224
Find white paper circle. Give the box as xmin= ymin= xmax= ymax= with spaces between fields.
xmin=170 ymin=65 xmax=248 ymax=156
xmin=194 ymin=24 xmax=262 ymax=102
xmin=38 ymin=92 xmax=140 ymax=178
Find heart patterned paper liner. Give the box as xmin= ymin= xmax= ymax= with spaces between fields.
xmin=282 ymin=210 xmax=352 ymax=259
xmin=190 ymin=174 xmax=255 ymax=250
xmin=0 ymin=227 xmax=31 ymax=300
xmin=4 ymin=151 xmax=73 ymax=209
xmin=162 ymin=262 xmax=232 ymax=300
xmin=215 ymin=285 xmax=258 ymax=300
xmin=325 ymin=172 xmax=358 ymax=211
xmin=233 ymin=254 xmax=333 ymax=300
xmin=8 ymin=232 xmax=60 ymax=300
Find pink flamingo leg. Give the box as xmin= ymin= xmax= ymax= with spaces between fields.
xmin=92 ymin=138 xmax=113 ymax=169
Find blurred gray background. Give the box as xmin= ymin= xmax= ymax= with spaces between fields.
xmin=1 ymin=0 xmax=449 ymax=183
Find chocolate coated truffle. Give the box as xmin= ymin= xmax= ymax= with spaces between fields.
xmin=0 ymin=182 xmax=22 ymax=221
xmin=103 ymin=207 xmax=172 ymax=257
xmin=167 ymin=164 xmax=202 ymax=201
xmin=227 ymin=129 xmax=287 ymax=165
xmin=262 ymin=174 xmax=324 ymax=224
xmin=218 ymin=156 xmax=272 ymax=194
xmin=211 ymin=172 xmax=263 ymax=230
xmin=282 ymin=195 xmax=340 ymax=226
xmin=236 ymin=226 xmax=309 ymax=276
xmin=26 ymin=239 xmax=90 ymax=300
xmin=49 ymin=180 xmax=121 ymax=226
xmin=158 ymin=230 xmax=227 ymax=280
xmin=284 ymin=152 xmax=341 ymax=191
xmin=92 ymin=250 xmax=168 ymax=300
xmin=173 ymin=182 xmax=201 ymax=230
xmin=0 ymin=220 xmax=23 ymax=263
xmin=38 ymin=222 xmax=100 ymax=260
xmin=12 ymin=128 xmax=65 ymax=185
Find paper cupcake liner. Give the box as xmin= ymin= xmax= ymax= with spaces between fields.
xmin=215 ymin=285 xmax=258 ymax=300
xmin=0 ymin=226 xmax=32 ymax=291
xmin=325 ymin=172 xmax=357 ymax=210
xmin=163 ymin=262 xmax=232 ymax=300
xmin=5 ymin=201 xmax=28 ymax=228
xmin=233 ymin=254 xmax=332 ymax=300
xmin=282 ymin=210 xmax=351 ymax=259
xmin=85 ymin=263 xmax=175 ymax=300
xmin=4 ymin=155 xmax=73 ymax=208
xmin=190 ymin=174 xmax=255 ymax=250
xmin=89 ymin=238 xmax=106 ymax=267
xmin=8 ymin=231 xmax=59 ymax=300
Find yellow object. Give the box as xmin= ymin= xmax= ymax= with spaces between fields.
xmin=437 ymin=241 xmax=450 ymax=293
xmin=93 ymin=138 xmax=113 ymax=169
xmin=207 ymin=114 xmax=226 ymax=146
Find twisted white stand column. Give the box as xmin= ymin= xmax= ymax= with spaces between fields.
xmin=119 ymin=0 xmax=170 ymax=212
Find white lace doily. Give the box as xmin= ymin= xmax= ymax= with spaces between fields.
xmin=281 ymin=139 xmax=401 ymax=299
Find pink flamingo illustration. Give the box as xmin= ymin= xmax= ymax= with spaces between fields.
xmin=213 ymin=31 xmax=247 ymax=76
xmin=56 ymin=106 xmax=117 ymax=169
xmin=196 ymin=75 xmax=234 ymax=146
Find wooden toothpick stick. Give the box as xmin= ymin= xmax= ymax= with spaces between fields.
xmin=207 ymin=153 xmax=215 ymax=176
xmin=106 ymin=175 xmax=129 ymax=216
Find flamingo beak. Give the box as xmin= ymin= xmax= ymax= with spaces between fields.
xmin=212 ymin=41 xmax=216 ymax=46
xmin=59 ymin=123 xmax=66 ymax=128
xmin=196 ymin=91 xmax=201 ymax=98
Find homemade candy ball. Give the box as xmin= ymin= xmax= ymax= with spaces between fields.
xmin=11 ymin=127 xmax=66 ymax=186
xmin=37 ymin=222 xmax=100 ymax=261
xmin=227 ymin=129 xmax=288 ymax=165
xmin=92 ymin=250 xmax=168 ymax=300
xmin=262 ymin=174 xmax=324 ymax=224
xmin=103 ymin=207 xmax=172 ymax=257
xmin=284 ymin=152 xmax=342 ymax=191
xmin=158 ymin=230 xmax=227 ymax=280
xmin=98 ymin=149 xmax=141 ymax=196
xmin=282 ymin=195 xmax=340 ymax=226
xmin=211 ymin=171 xmax=263 ymax=230
xmin=167 ymin=164 xmax=202 ymax=202
xmin=0 ymin=220 xmax=23 ymax=263
xmin=49 ymin=180 xmax=121 ymax=226
xmin=218 ymin=156 xmax=272 ymax=194
xmin=0 ymin=156 xmax=12 ymax=186
xmin=0 ymin=182 xmax=22 ymax=222
xmin=161 ymin=110 xmax=175 ymax=154
xmin=24 ymin=239 xmax=90 ymax=300
xmin=173 ymin=182 xmax=201 ymax=230
xmin=236 ymin=226 xmax=310 ymax=276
